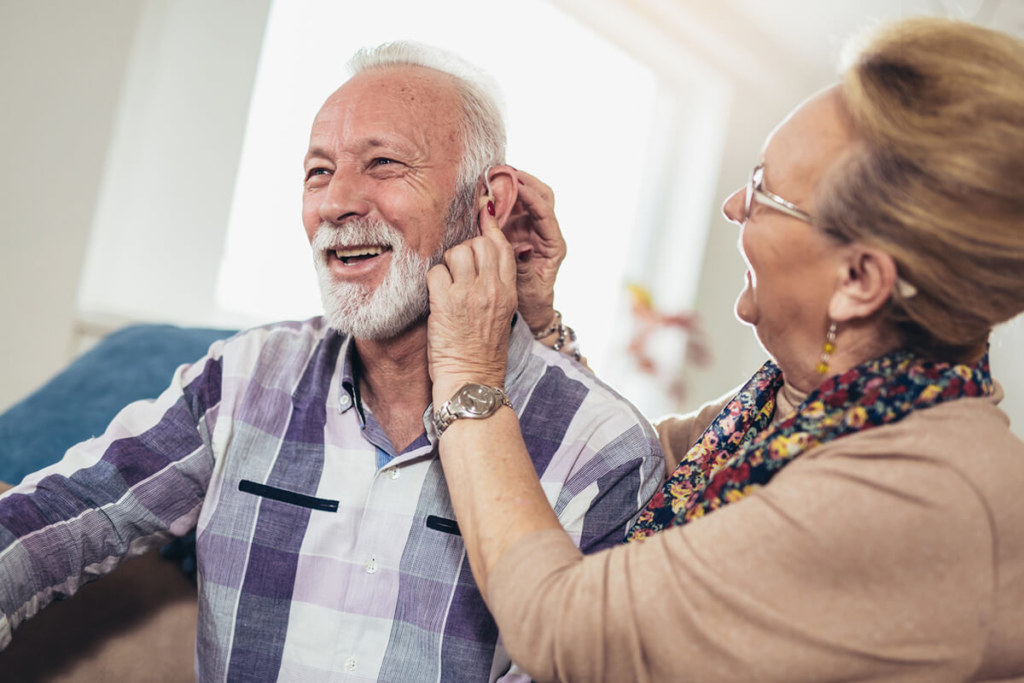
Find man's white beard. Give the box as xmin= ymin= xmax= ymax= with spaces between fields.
xmin=312 ymin=189 xmax=476 ymax=340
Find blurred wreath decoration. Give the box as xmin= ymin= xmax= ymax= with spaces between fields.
xmin=625 ymin=282 xmax=712 ymax=407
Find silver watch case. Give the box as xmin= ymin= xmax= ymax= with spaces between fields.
xmin=433 ymin=383 xmax=511 ymax=436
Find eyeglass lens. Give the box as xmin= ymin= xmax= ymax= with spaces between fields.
xmin=744 ymin=165 xmax=762 ymax=221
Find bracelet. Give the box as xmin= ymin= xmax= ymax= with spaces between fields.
xmin=534 ymin=308 xmax=582 ymax=362
xmin=533 ymin=310 xmax=562 ymax=339
xmin=552 ymin=322 xmax=582 ymax=362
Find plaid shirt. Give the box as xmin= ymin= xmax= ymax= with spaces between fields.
xmin=0 ymin=316 xmax=662 ymax=681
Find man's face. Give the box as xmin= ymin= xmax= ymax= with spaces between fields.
xmin=302 ymin=65 xmax=472 ymax=339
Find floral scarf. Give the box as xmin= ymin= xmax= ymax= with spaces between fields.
xmin=626 ymin=349 xmax=994 ymax=542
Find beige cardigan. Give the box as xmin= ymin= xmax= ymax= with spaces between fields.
xmin=488 ymin=385 xmax=1024 ymax=682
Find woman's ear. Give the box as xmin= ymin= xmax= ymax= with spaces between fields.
xmin=828 ymin=244 xmax=899 ymax=323
xmin=478 ymin=165 xmax=519 ymax=228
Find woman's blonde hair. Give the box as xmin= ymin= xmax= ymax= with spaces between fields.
xmin=817 ymin=18 xmax=1024 ymax=361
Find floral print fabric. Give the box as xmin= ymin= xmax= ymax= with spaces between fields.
xmin=626 ymin=349 xmax=994 ymax=542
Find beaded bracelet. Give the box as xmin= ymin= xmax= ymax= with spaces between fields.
xmin=533 ymin=310 xmax=562 ymax=339
xmin=551 ymin=322 xmax=581 ymax=362
xmin=533 ymin=309 xmax=582 ymax=361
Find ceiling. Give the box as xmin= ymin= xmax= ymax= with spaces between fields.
xmin=556 ymin=0 xmax=1024 ymax=117
xmin=723 ymin=0 xmax=1024 ymax=74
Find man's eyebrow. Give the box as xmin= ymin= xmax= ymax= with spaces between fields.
xmin=362 ymin=136 xmax=418 ymax=155
xmin=304 ymin=137 xmax=417 ymax=164
xmin=304 ymin=145 xmax=331 ymax=164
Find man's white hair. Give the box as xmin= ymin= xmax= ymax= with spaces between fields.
xmin=347 ymin=41 xmax=506 ymax=188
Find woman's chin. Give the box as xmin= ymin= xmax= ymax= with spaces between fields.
xmin=734 ymin=291 xmax=759 ymax=327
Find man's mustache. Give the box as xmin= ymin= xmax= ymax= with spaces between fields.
xmin=311 ymin=218 xmax=403 ymax=252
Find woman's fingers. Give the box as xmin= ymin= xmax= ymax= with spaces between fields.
xmin=507 ymin=170 xmax=564 ymax=255
xmin=442 ymin=240 xmax=479 ymax=278
xmin=514 ymin=169 xmax=555 ymax=208
xmin=479 ymin=200 xmax=517 ymax=285
xmin=427 ymin=198 xmax=517 ymax=395
xmin=501 ymin=170 xmax=565 ymax=332
xmin=429 ymin=199 xmax=518 ymax=316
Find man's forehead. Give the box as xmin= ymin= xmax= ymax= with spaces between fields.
xmin=320 ymin=67 xmax=460 ymax=126
xmin=307 ymin=65 xmax=462 ymax=155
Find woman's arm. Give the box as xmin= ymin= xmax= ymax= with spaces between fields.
xmin=428 ymin=217 xmax=997 ymax=682
xmin=426 ymin=196 xmax=565 ymax=595
xmin=483 ymin=424 xmax=997 ymax=682
xmin=435 ymin=410 xmax=563 ymax=596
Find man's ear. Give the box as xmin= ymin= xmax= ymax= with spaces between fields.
xmin=828 ymin=244 xmax=899 ymax=323
xmin=479 ymin=165 xmax=518 ymax=229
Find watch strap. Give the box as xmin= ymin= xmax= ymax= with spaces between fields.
xmin=433 ymin=384 xmax=511 ymax=437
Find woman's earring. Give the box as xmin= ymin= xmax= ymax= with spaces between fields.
xmin=816 ymin=321 xmax=837 ymax=375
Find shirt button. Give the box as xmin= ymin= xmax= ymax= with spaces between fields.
xmin=386 ymin=467 xmax=400 ymax=480
xmin=365 ymin=557 xmax=378 ymax=574
xmin=344 ymin=656 xmax=358 ymax=671
xmin=338 ymin=394 xmax=351 ymax=410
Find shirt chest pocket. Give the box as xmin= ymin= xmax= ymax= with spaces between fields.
xmin=238 ymin=479 xmax=339 ymax=512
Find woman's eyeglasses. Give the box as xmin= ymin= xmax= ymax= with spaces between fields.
xmin=741 ymin=162 xmax=917 ymax=298
xmin=743 ymin=163 xmax=814 ymax=223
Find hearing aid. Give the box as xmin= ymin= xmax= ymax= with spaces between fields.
xmin=483 ymin=168 xmax=494 ymax=200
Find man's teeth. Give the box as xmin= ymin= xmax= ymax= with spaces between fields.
xmin=334 ymin=246 xmax=387 ymax=263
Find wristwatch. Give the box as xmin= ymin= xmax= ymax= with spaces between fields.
xmin=432 ymin=383 xmax=512 ymax=437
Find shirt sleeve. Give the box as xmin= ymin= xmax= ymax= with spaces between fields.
xmin=486 ymin=418 xmax=999 ymax=683
xmin=549 ymin=418 xmax=664 ymax=556
xmin=0 ymin=351 xmax=224 ymax=649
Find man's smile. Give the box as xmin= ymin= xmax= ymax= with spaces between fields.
xmin=332 ymin=244 xmax=393 ymax=265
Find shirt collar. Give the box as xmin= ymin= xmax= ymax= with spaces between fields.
xmin=503 ymin=313 xmax=533 ymax=389
xmin=337 ymin=333 xmax=365 ymax=423
xmin=332 ymin=314 xmax=533 ymax=439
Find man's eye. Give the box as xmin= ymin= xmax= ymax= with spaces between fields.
xmin=371 ymin=158 xmax=397 ymax=167
xmin=306 ymin=168 xmax=330 ymax=180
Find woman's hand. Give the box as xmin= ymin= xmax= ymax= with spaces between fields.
xmin=427 ymin=197 xmax=519 ymax=403
xmin=428 ymin=200 xmax=563 ymax=603
xmin=503 ymin=170 xmax=566 ymax=335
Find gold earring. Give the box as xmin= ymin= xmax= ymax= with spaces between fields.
xmin=816 ymin=321 xmax=837 ymax=375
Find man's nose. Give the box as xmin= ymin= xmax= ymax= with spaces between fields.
xmin=721 ymin=186 xmax=745 ymax=226
xmin=319 ymin=168 xmax=371 ymax=224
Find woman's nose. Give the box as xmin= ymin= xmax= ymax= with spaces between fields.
xmin=722 ymin=186 xmax=745 ymax=225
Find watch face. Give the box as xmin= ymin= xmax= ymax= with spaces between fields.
xmin=458 ymin=384 xmax=497 ymax=416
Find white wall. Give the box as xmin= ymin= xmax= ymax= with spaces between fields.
xmin=0 ymin=0 xmax=269 ymax=413
xmin=77 ymin=0 xmax=272 ymax=328
xmin=0 ymin=0 xmax=145 ymax=411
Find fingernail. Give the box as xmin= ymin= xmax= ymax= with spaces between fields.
xmin=487 ymin=200 xmax=495 ymax=216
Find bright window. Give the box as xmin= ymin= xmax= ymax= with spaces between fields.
xmin=213 ymin=0 xmax=726 ymax=416
xmin=215 ymin=1 xmax=661 ymax=366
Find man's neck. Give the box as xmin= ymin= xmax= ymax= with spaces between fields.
xmin=353 ymin=321 xmax=432 ymax=453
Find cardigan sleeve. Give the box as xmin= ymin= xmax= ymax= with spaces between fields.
xmin=486 ymin=400 xmax=1017 ymax=682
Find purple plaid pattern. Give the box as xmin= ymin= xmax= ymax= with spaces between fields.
xmin=0 ymin=317 xmax=662 ymax=681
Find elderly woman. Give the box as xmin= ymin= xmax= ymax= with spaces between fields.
xmin=425 ymin=17 xmax=1024 ymax=682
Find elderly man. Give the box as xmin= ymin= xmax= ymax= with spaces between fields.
xmin=0 ymin=42 xmax=662 ymax=681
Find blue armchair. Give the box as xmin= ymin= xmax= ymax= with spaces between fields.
xmin=0 ymin=323 xmax=236 ymax=680
xmin=0 ymin=323 xmax=235 ymax=484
